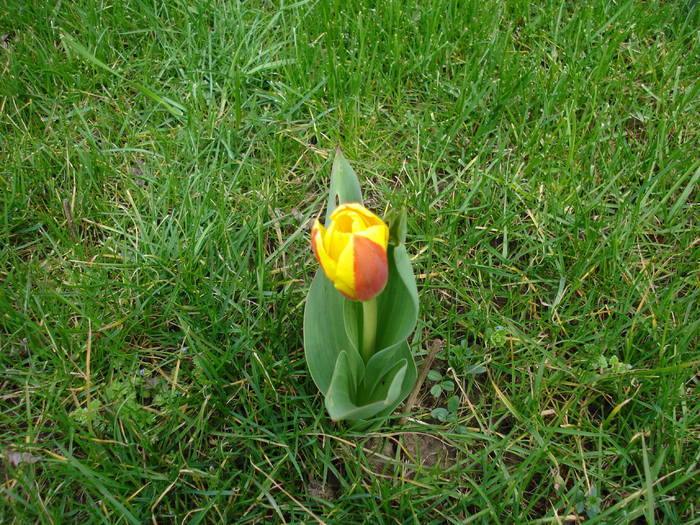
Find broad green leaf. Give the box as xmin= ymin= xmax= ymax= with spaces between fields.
xmin=325 ymin=148 xmax=363 ymax=225
xmin=325 ymin=351 xmax=408 ymax=422
xmin=363 ymin=339 xmax=411 ymax=396
xmin=375 ymin=244 xmax=419 ymax=350
xmin=366 ymin=340 xmax=417 ymax=419
xmin=304 ymin=271 xmax=363 ymax=394
xmin=362 ymin=358 xmax=409 ymax=405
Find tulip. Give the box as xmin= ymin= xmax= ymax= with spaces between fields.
xmin=311 ymin=203 xmax=389 ymax=360
xmin=311 ymin=203 xmax=389 ymax=302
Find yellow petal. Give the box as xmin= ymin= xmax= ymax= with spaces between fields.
xmin=325 ymin=222 xmax=352 ymax=259
xmin=330 ymin=202 xmax=384 ymax=228
xmin=312 ymin=221 xmax=337 ymax=281
xmin=333 ymin=238 xmax=357 ymax=299
xmin=354 ymin=224 xmax=388 ymax=251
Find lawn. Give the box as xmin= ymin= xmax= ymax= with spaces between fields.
xmin=1 ymin=0 xmax=698 ymax=522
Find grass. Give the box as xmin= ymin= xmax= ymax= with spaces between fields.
xmin=1 ymin=0 xmax=698 ymax=522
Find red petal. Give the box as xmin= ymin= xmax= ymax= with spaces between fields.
xmin=353 ymin=236 xmax=388 ymax=301
xmin=311 ymin=226 xmax=320 ymax=263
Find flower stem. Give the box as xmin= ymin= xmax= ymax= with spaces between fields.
xmin=361 ymin=297 xmax=378 ymax=362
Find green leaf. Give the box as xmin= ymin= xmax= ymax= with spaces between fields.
xmin=442 ymin=381 xmax=455 ymax=392
xmin=431 ymin=408 xmax=449 ymax=422
xmin=430 ymin=384 xmax=443 ymax=397
xmin=447 ymin=395 xmax=460 ymax=413
xmin=304 ymin=148 xmax=365 ymax=394
xmin=363 ymin=339 xmax=417 ymax=418
xmin=385 ymin=207 xmax=407 ymax=246
xmin=427 ymin=370 xmax=442 ymax=382
xmin=488 ymin=326 xmax=507 ymax=346
xmin=325 ymin=351 xmax=407 ymax=422
xmin=375 ymin=244 xmax=419 ymax=350
xmin=303 ymin=271 xmax=363 ymax=394
xmin=325 ymin=148 xmax=363 ymax=225
xmin=362 ymin=357 xmax=408 ymax=405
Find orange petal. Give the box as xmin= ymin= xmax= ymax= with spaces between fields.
xmin=353 ymin=235 xmax=388 ymax=301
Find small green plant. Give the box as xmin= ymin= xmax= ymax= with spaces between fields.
xmin=427 ymin=370 xmax=460 ymax=423
xmin=427 ymin=370 xmax=454 ymax=398
xmin=574 ymin=485 xmax=602 ymax=520
xmin=591 ymin=354 xmax=632 ymax=373
xmin=69 ymin=373 xmax=160 ymax=433
xmin=430 ymin=395 xmax=460 ymax=423
xmin=486 ymin=325 xmax=507 ymax=347
xmin=69 ymin=400 xmax=105 ymax=431
xmin=448 ymin=340 xmax=488 ymax=376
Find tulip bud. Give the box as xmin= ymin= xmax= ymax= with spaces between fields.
xmin=311 ymin=203 xmax=389 ymax=302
